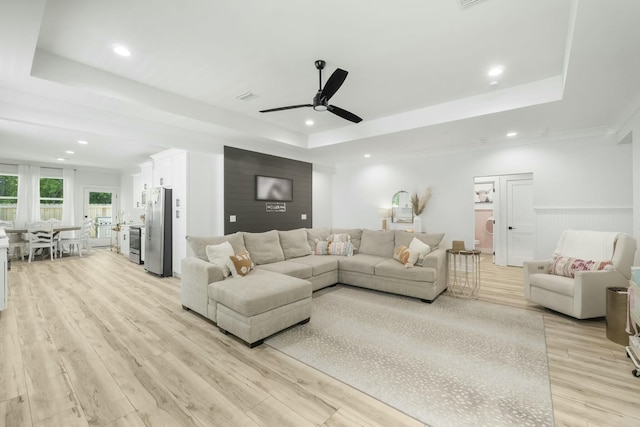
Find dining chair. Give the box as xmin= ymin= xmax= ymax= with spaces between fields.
xmin=58 ymin=218 xmax=92 ymax=257
xmin=0 ymin=220 xmax=26 ymax=261
xmin=46 ymin=218 xmax=63 ymax=254
xmin=27 ymin=222 xmax=56 ymax=262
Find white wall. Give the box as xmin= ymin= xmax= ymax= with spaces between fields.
xmin=312 ymin=164 xmax=334 ymax=228
xmin=331 ymin=133 xmax=633 ymax=259
xmin=618 ymin=106 xmax=640 ymax=265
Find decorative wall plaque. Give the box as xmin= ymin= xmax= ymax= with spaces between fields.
xmin=266 ymin=202 xmax=286 ymax=212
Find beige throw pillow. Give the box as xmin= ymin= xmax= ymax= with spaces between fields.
xmin=409 ymin=237 xmax=431 ymax=259
xmin=205 ymin=241 xmax=235 ymax=277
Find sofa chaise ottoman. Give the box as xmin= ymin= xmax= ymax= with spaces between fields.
xmin=211 ymin=268 xmax=311 ymax=347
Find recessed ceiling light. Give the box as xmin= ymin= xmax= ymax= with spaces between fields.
xmin=77 ymin=140 xmax=88 ymax=145
xmin=364 ymin=154 xmax=371 ymax=158
xmin=506 ymin=131 xmax=518 ymax=137
xmin=236 ymin=91 xmax=254 ymax=100
xmin=305 ymin=119 xmax=314 ymax=126
xmin=65 ymin=150 xmax=74 ymax=154
xmin=56 ymin=157 xmax=65 ymax=161
xmin=489 ymin=80 xmax=499 ymax=86
xmin=113 ymin=45 xmax=131 ymax=57
xmin=488 ymin=66 xmax=504 ymax=77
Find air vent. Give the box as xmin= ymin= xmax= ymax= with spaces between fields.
xmin=457 ymin=0 xmax=488 ymax=9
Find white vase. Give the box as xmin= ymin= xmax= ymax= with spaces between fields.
xmin=413 ymin=216 xmax=423 ymax=233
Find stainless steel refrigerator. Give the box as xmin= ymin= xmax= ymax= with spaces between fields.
xmin=145 ymin=187 xmax=172 ymax=277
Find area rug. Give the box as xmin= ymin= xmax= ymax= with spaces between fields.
xmin=265 ymin=285 xmax=554 ymax=427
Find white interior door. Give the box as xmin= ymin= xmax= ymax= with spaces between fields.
xmin=506 ymin=178 xmax=535 ymax=266
xmin=83 ymin=187 xmax=118 ymax=247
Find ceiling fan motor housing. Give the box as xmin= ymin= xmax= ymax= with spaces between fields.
xmin=313 ymin=91 xmax=328 ymax=111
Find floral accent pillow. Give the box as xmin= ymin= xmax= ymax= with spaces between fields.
xmin=227 ymin=250 xmax=255 ymax=278
xmin=549 ymin=256 xmax=612 ymax=278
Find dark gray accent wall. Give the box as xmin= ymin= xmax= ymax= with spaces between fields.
xmin=224 ymin=146 xmax=312 ymax=234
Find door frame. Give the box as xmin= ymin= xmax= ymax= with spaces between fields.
xmin=83 ymin=186 xmax=120 ymax=247
xmin=475 ymin=173 xmax=534 ymax=266
xmin=493 ymin=173 xmax=533 ymax=266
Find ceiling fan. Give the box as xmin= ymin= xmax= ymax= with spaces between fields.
xmin=259 ymin=60 xmax=362 ymax=123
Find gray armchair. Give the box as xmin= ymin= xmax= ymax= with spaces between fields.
xmin=524 ymin=231 xmax=637 ymax=319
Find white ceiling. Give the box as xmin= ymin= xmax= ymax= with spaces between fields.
xmin=1 ymin=0 xmax=639 ymax=171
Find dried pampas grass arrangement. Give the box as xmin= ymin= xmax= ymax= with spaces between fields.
xmin=411 ymin=186 xmax=432 ymax=216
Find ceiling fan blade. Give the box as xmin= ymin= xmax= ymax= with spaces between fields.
xmin=260 ymin=104 xmax=313 ymax=113
xmin=320 ymin=68 xmax=348 ymax=101
xmin=328 ymin=105 xmax=362 ymax=123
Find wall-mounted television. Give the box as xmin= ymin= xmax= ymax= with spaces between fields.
xmin=255 ymin=175 xmax=293 ymax=202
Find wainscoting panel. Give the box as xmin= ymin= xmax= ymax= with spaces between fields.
xmin=534 ymin=207 xmax=633 ymax=258
xmin=224 ymin=146 xmax=313 ymax=234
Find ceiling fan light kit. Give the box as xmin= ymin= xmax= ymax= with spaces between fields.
xmin=259 ymin=59 xmax=362 ymax=123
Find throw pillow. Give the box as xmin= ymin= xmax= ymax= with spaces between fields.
xmin=393 ymin=245 xmax=418 ymax=267
xmin=314 ymin=239 xmax=354 ymax=256
xmin=227 ymin=250 xmax=255 ymax=278
xmin=205 ymin=241 xmax=235 ymax=277
xmin=327 ymin=233 xmax=351 ymax=243
xmin=306 ymin=228 xmax=330 ymax=252
xmin=409 ymin=237 xmax=431 ymax=259
xmin=549 ymin=256 xmax=612 ymax=278
xmin=331 ymin=228 xmax=362 ymax=253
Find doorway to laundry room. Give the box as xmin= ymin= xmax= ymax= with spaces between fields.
xmin=474 ymin=173 xmax=534 ymax=266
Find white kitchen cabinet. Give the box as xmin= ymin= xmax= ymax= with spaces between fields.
xmin=151 ymin=150 xmax=177 ymax=188
xmin=133 ymin=161 xmax=153 ymax=210
xmin=132 ymin=173 xmax=143 ymax=209
xmin=140 ymin=161 xmax=153 ymax=191
xmin=172 ymin=150 xmax=187 ymax=211
xmin=119 ymin=225 xmax=129 ymax=256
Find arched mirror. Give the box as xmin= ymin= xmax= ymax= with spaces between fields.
xmin=392 ymin=190 xmax=413 ymax=223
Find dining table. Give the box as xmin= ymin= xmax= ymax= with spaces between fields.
xmin=3 ymin=225 xmax=82 ymax=260
xmin=3 ymin=225 xmax=81 ymax=234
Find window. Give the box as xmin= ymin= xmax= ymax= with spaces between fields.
xmin=40 ymin=177 xmax=63 ymax=220
xmin=0 ymin=174 xmax=18 ymax=221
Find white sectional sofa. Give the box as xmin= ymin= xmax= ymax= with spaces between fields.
xmin=181 ymin=228 xmax=447 ymax=347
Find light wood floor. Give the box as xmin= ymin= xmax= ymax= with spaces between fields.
xmin=1 ymin=250 xmax=639 ymax=426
